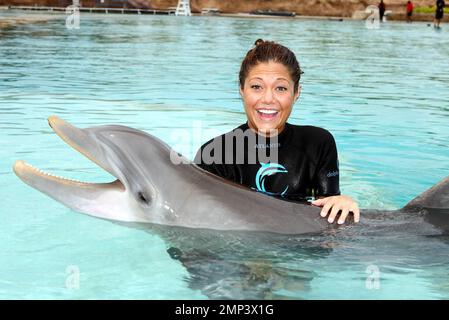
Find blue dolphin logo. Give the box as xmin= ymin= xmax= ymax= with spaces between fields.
xmin=254 ymin=162 xmax=289 ymax=196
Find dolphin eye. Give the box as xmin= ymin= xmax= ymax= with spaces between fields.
xmin=137 ymin=191 xmax=151 ymax=205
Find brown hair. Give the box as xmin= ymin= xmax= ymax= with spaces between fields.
xmin=239 ymin=39 xmax=304 ymax=94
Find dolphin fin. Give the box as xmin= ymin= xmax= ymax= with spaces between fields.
xmin=403 ymin=176 xmax=449 ymax=210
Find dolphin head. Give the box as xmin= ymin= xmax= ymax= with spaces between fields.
xmin=13 ymin=116 xmax=188 ymax=224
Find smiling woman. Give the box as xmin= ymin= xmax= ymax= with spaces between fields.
xmin=238 ymin=39 xmax=303 ymax=135
xmin=194 ymin=39 xmax=360 ymax=225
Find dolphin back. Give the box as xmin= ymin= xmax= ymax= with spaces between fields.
xmin=403 ymin=175 xmax=449 ymax=210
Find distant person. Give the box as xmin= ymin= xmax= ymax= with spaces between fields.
xmin=434 ymin=0 xmax=446 ymax=28
xmin=406 ymin=1 xmax=414 ymax=23
xmin=379 ymin=0 xmax=386 ymax=22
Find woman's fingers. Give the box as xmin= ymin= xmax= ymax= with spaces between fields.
xmin=353 ymin=205 xmax=360 ymax=223
xmin=311 ymin=198 xmax=326 ymax=207
xmin=338 ymin=208 xmax=350 ymax=225
xmin=313 ymin=196 xmax=360 ymax=224
xmin=320 ymin=199 xmax=335 ymax=218
xmin=327 ymin=203 xmax=342 ymax=223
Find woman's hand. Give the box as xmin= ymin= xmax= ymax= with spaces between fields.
xmin=311 ymin=195 xmax=360 ymax=225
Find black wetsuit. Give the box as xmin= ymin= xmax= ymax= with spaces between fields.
xmin=194 ymin=122 xmax=341 ymax=201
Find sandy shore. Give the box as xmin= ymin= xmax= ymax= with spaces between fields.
xmin=0 ymin=13 xmax=61 ymax=29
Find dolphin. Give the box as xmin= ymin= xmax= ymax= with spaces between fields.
xmin=12 ymin=116 xmax=449 ymax=236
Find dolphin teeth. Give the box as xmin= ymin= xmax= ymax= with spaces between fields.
xmin=24 ymin=162 xmax=93 ymax=184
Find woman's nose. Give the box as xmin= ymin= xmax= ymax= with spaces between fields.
xmin=261 ymin=88 xmax=274 ymax=104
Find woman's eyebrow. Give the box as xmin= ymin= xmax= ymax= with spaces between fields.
xmin=249 ymin=77 xmax=289 ymax=81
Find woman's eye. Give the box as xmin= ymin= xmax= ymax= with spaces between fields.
xmin=251 ymin=85 xmax=262 ymax=90
xmin=277 ymin=86 xmax=288 ymax=92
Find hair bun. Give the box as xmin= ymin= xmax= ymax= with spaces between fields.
xmin=254 ymin=39 xmax=264 ymax=46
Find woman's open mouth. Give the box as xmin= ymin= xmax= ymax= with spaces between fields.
xmin=256 ymin=109 xmax=279 ymax=121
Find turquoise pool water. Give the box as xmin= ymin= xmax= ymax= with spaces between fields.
xmin=1 ymin=11 xmax=449 ymax=299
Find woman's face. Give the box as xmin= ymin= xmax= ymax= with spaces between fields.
xmin=240 ymin=61 xmax=300 ymax=136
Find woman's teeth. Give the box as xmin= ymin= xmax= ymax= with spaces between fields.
xmin=258 ymin=109 xmax=278 ymax=115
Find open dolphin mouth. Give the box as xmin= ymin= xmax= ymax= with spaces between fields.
xmin=14 ymin=160 xmax=110 ymax=186
xmin=13 ymin=160 xmax=124 ymax=190
xmin=13 ymin=115 xmax=125 ymax=193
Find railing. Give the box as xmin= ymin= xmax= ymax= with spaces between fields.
xmin=8 ymin=5 xmax=176 ymax=15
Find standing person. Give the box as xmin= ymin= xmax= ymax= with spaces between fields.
xmin=195 ymin=39 xmax=360 ymax=225
xmin=406 ymin=1 xmax=414 ymax=23
xmin=379 ymin=0 xmax=386 ymax=22
xmin=434 ymin=0 xmax=446 ymax=28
